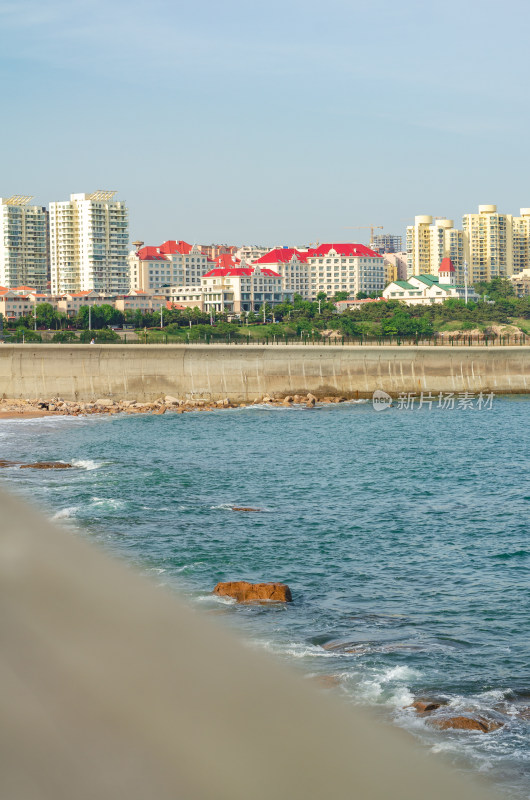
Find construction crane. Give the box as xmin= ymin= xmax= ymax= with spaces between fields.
xmin=343 ymin=225 xmax=383 ymax=247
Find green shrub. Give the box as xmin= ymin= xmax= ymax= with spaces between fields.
xmin=51 ymin=331 xmax=78 ymax=343
xmin=79 ymin=328 xmax=120 ymax=343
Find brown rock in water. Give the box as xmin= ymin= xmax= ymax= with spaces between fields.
xmin=213 ymin=581 xmax=292 ymax=603
xmin=430 ymin=716 xmax=503 ymax=733
xmin=230 ymin=506 xmax=262 ymax=512
xmin=20 ymin=462 xmax=73 ymax=470
xmin=0 ymin=459 xmax=19 ymax=468
xmin=408 ymin=699 xmax=446 ymax=714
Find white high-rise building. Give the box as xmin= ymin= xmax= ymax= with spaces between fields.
xmin=406 ymin=216 xmax=464 ymax=282
xmin=49 ymin=191 xmax=129 ymax=294
xmin=511 ymin=209 xmax=530 ymax=275
xmin=0 ymin=196 xmax=49 ymax=291
xmin=462 ymin=205 xmax=513 ymax=284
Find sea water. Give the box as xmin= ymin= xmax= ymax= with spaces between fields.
xmin=1 ymin=398 xmax=529 ymax=797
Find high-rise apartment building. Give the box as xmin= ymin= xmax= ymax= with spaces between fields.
xmin=372 ymin=233 xmax=403 ymax=254
xmin=511 ymin=209 xmax=530 ymax=276
xmin=462 ymin=205 xmax=513 ymax=284
xmin=0 ymin=196 xmax=49 ymax=291
xmin=406 ymin=216 xmax=464 ymax=282
xmin=49 ymin=191 xmax=129 ymax=294
xmin=407 ymin=205 xmax=530 ymax=285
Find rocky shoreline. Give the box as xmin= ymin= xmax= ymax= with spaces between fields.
xmin=0 ymin=393 xmax=348 ymax=418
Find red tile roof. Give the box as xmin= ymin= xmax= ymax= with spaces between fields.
xmin=203 ymin=267 xmax=281 ymax=278
xmin=215 ymin=253 xmax=241 ymax=269
xmin=159 ymin=240 xmax=193 ymax=255
xmin=137 ymin=246 xmax=167 ymax=261
xmin=254 ymin=248 xmax=307 ymax=264
xmin=306 ymin=243 xmax=382 ymax=258
xmin=439 ymin=257 xmax=455 ymax=272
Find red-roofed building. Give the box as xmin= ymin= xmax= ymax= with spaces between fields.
xmin=253 ymin=248 xmax=310 ymax=299
xmin=200 ymin=264 xmax=290 ymax=314
xmin=304 ymin=243 xmax=385 ymax=298
xmin=439 ymin=258 xmax=455 ymax=283
xmin=214 ymin=253 xmax=241 ymax=270
xmin=129 ymin=241 xmax=212 ymax=292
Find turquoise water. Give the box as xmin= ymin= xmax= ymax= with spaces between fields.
xmin=1 ymin=399 xmax=529 ymax=797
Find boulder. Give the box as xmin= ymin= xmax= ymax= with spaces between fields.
xmin=306 ymin=393 xmax=317 ymax=403
xmin=95 ymin=398 xmax=112 ymax=407
xmin=164 ymin=395 xmax=179 ymax=405
xmin=47 ymin=404 xmax=56 ymax=412
xmin=293 ymin=395 xmax=302 ymax=403
xmin=230 ymin=506 xmax=262 ymax=512
xmin=20 ymin=462 xmax=73 ymax=470
xmin=283 ymin=396 xmax=293 ymax=405
xmin=430 ymin=716 xmax=503 ymax=733
xmin=408 ymin=699 xmax=446 ymax=714
xmin=213 ymin=581 xmax=292 ymax=603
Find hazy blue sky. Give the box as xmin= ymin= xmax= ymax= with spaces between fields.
xmin=1 ymin=0 xmax=528 ymax=247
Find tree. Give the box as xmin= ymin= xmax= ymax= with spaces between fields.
xmin=332 ymin=291 xmax=349 ymax=302
xmin=35 ymin=302 xmax=59 ymax=329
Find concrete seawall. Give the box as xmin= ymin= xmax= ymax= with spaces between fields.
xmin=1 ymin=344 xmax=530 ymax=401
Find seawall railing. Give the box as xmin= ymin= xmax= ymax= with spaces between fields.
xmin=6 ymin=332 xmax=530 ymax=347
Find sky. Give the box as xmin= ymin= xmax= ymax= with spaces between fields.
xmin=1 ymin=0 xmax=529 ymax=247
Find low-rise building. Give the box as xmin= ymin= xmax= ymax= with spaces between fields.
xmin=201 ymin=264 xmax=290 ymax=314
xmin=509 ymin=268 xmax=530 ymax=297
xmin=334 ymin=297 xmax=385 ymax=312
xmin=383 ymin=259 xmax=478 ymax=305
xmin=252 ymin=248 xmax=311 ymax=299
xmin=57 ymin=291 xmax=116 ymax=317
xmin=235 ymin=245 xmax=271 ymax=263
xmin=114 ymin=292 xmax=168 ymax=314
xmin=0 ymin=288 xmax=35 ymax=319
xmin=305 ymin=243 xmax=386 ymax=297
xmin=129 ymin=241 xmax=213 ymax=292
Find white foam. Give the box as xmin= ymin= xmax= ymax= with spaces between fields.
xmin=195 ymin=593 xmax=236 ymax=605
xmin=254 ymin=640 xmax=338 ymax=659
xmin=72 ymin=459 xmax=101 ymax=471
xmin=90 ymin=497 xmax=126 ymax=510
xmin=51 ymin=506 xmax=79 ymax=520
xmin=380 ymin=665 xmax=422 ymax=683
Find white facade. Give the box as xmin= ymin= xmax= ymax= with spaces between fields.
xmin=0 ymin=196 xmax=48 ymax=291
xmin=235 ymin=245 xmax=271 ymax=263
xmin=304 ymin=243 xmax=386 ymax=298
xmin=129 ymin=241 xmax=212 ymax=292
xmin=511 ymin=209 xmax=530 ymax=275
xmin=252 ymin=249 xmax=312 ymax=300
xmin=383 ymin=272 xmax=479 ymax=305
xmin=463 ymin=205 xmax=512 ymax=284
xmin=49 ymin=191 xmax=129 ymax=294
